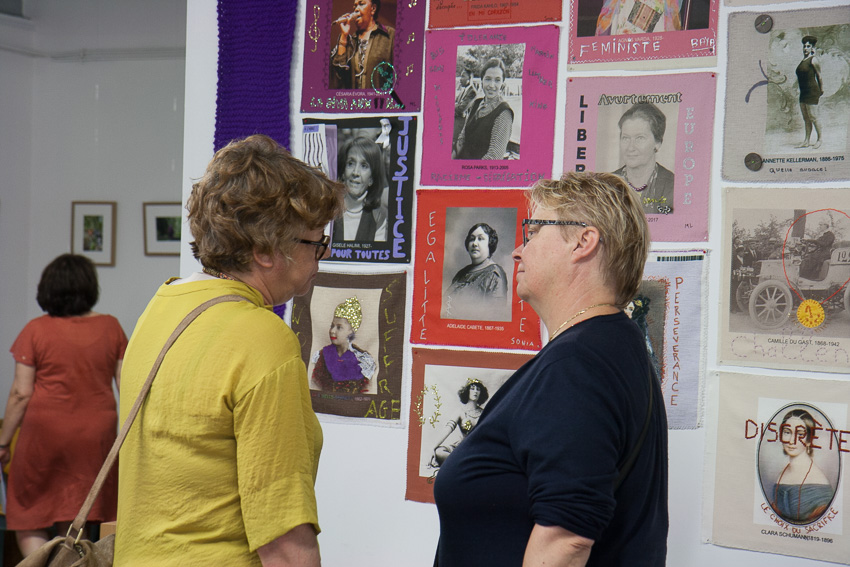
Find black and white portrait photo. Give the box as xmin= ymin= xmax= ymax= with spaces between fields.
xmin=596 ymin=100 xmax=679 ymax=215
xmin=441 ymin=207 xmax=516 ymax=322
xmin=765 ymin=24 xmax=850 ymax=154
xmin=417 ymin=365 xmax=512 ymax=478
xmin=329 ymin=0 xmax=397 ymax=91
xmin=727 ymin=205 xmax=850 ymax=335
xmin=335 ymin=124 xmax=390 ymax=243
xmin=452 ymin=43 xmax=525 ymax=160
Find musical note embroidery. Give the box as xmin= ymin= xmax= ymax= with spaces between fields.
xmin=308 ymin=5 xmax=320 ymax=53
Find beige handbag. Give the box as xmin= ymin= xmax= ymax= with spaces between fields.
xmin=16 ymin=295 xmax=247 ymax=566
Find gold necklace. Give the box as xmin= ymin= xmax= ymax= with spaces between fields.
xmin=202 ymin=266 xmax=240 ymax=281
xmin=548 ymin=303 xmax=617 ymax=342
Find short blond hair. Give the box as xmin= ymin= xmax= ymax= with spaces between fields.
xmin=188 ymin=135 xmax=345 ymax=272
xmin=527 ymin=171 xmax=650 ymax=307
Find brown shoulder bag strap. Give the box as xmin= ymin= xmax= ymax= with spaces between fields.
xmin=65 ymin=294 xmax=249 ymax=543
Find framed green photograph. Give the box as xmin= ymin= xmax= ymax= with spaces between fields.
xmin=143 ymin=202 xmax=182 ymax=256
xmin=71 ymin=201 xmax=116 ymax=266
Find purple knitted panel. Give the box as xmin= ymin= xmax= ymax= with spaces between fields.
xmin=215 ymin=0 xmax=297 ymax=152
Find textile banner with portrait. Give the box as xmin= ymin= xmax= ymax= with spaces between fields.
xmin=562 ymin=73 xmax=715 ymax=241
xmin=291 ymin=271 xmax=406 ymax=425
xmin=428 ymin=0 xmax=561 ymax=29
xmin=420 ymin=26 xmax=559 ymax=188
xmin=411 ymin=189 xmax=542 ymax=351
xmin=405 ymin=348 xmax=533 ymax=504
xmin=300 ymin=0 xmax=425 ymax=113
xmin=722 ymin=7 xmax=850 ymax=182
xmin=706 ymin=371 xmax=850 ymax=564
xmin=301 ymin=116 xmax=415 ymax=263
xmin=640 ymin=250 xmax=707 ymax=429
xmin=568 ymin=0 xmax=719 ymax=69
xmin=719 ymin=187 xmax=850 ymax=374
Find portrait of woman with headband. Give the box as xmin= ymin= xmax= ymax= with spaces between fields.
xmin=311 ymin=297 xmax=377 ymax=393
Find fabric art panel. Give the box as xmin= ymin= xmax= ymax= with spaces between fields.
xmin=722 ymin=7 xmax=850 ymax=182
xmin=215 ymin=0 xmax=298 ymax=151
xmin=291 ymin=271 xmax=406 ymax=425
xmin=563 ymin=73 xmax=715 ymax=241
xmin=300 ymin=0 xmax=425 ymax=113
xmin=411 ymin=189 xmax=542 ymax=350
xmin=301 ymin=116 xmax=416 ymax=264
xmin=428 ymin=0 xmax=561 ymax=29
xmin=719 ymin=187 xmax=850 ymax=374
xmin=568 ymin=0 xmax=719 ymax=69
xmin=725 ymin=0 xmax=808 ymax=5
xmin=639 ymin=251 xmax=707 ymax=429
xmin=405 ymin=348 xmax=532 ymax=504
xmin=706 ymin=371 xmax=850 ymax=564
xmin=420 ymin=26 xmax=559 ymax=187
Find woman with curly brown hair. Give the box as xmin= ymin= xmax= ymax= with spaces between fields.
xmin=114 ymin=134 xmax=345 ymax=567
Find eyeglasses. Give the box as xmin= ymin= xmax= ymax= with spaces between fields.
xmin=521 ymin=219 xmax=589 ymax=246
xmin=297 ymin=221 xmax=334 ymax=260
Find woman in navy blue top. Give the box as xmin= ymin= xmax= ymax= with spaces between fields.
xmin=434 ymin=171 xmax=668 ymax=566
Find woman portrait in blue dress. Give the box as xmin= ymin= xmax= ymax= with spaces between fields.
xmin=770 ymin=408 xmax=834 ymax=524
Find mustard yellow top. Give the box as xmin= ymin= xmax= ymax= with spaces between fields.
xmin=114 ymin=278 xmax=322 ymax=566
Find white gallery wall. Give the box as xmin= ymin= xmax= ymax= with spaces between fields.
xmin=0 ymin=0 xmax=187 ymax=399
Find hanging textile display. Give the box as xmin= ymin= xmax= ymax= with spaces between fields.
xmin=420 ymin=25 xmax=559 ymax=187
xmin=300 ymin=0 xmax=426 ymax=113
xmin=562 ymin=72 xmax=716 ymax=241
xmin=291 ymin=271 xmax=407 ymax=425
xmin=722 ymin=7 xmax=850 ymax=182
xmin=639 ymin=250 xmax=708 ymax=428
xmin=411 ymin=189 xmax=542 ymax=351
xmin=428 ymin=0 xmax=561 ymax=29
xmin=719 ymin=187 xmax=850 ymax=374
xmin=215 ymin=0 xmax=298 ymax=150
xmin=301 ymin=116 xmax=416 ymax=264
xmin=405 ymin=348 xmax=532 ymax=504
xmin=568 ymin=0 xmax=719 ymax=69
xmin=706 ymin=371 xmax=850 ymax=564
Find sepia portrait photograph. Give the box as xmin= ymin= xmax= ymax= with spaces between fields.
xmin=405 ymin=348 xmax=533 ymax=504
xmin=440 ymin=206 xmax=517 ymax=322
xmin=720 ymin=187 xmax=850 ymax=374
xmin=764 ymin=24 xmax=850 ymax=155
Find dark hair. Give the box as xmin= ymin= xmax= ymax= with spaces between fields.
xmin=338 ymin=136 xmax=387 ymax=212
xmin=802 ymin=35 xmax=817 ymax=46
xmin=465 ymin=223 xmax=498 ymax=257
xmin=480 ymin=57 xmax=506 ymax=81
xmin=368 ymin=0 xmax=381 ymax=18
xmin=36 ymin=254 xmax=99 ymax=317
xmin=458 ymin=380 xmax=489 ymax=405
xmin=618 ymin=102 xmax=667 ymax=145
xmin=781 ymin=409 xmax=816 ymax=452
xmin=188 ymin=134 xmax=345 ymax=272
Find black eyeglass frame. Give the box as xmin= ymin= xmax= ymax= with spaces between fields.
xmin=521 ymin=219 xmax=590 ymax=246
xmin=297 ymin=221 xmax=334 ymax=260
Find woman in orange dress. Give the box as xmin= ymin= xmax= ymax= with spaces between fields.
xmin=0 ymin=254 xmax=126 ymax=556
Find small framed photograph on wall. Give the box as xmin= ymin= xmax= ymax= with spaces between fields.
xmin=71 ymin=201 xmax=116 ymax=266
xmin=143 ymin=202 xmax=182 ymax=256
